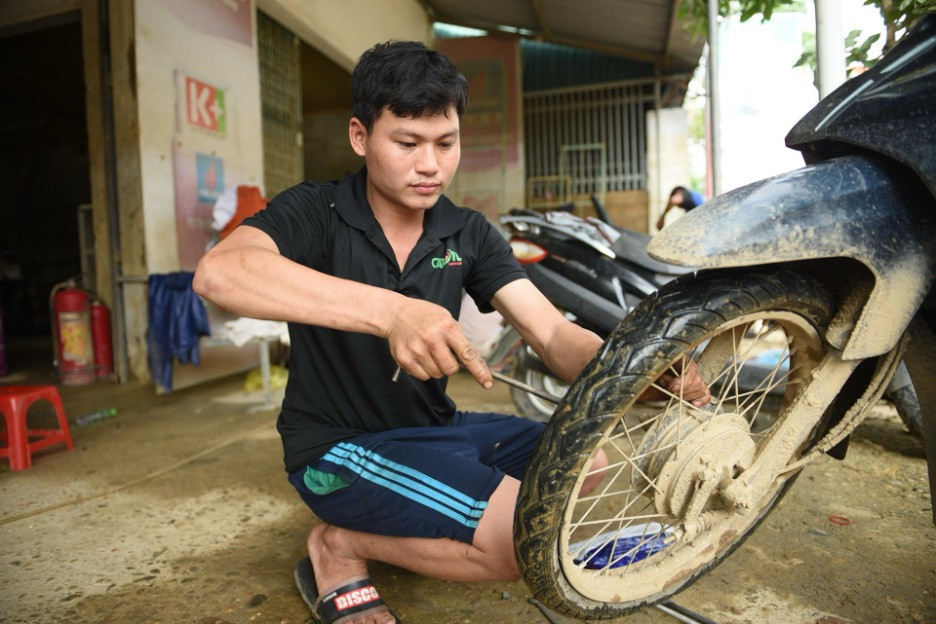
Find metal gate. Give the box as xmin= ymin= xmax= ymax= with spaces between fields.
xmin=258 ymin=12 xmax=303 ymax=198
xmin=524 ymin=79 xmax=654 ymax=209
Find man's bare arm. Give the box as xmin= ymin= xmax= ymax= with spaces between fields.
xmin=490 ymin=279 xmax=602 ymax=383
xmin=194 ymin=225 xmax=399 ymax=333
xmin=490 ymin=279 xmax=710 ymax=405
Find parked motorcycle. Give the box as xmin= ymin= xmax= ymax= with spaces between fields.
xmin=514 ymin=14 xmax=936 ymax=620
xmin=493 ymin=203 xmax=690 ymax=418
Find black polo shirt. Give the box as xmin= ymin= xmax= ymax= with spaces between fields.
xmin=242 ymin=167 xmax=527 ymax=472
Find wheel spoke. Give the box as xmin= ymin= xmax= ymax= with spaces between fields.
xmin=738 ymin=361 xmax=795 ymax=426
xmin=572 ymin=456 xmax=636 ymax=526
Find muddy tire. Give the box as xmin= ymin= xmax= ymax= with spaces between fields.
xmin=515 ymin=268 xmax=836 ymax=619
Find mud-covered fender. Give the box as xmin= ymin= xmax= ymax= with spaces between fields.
xmin=647 ymin=156 xmax=936 ymax=360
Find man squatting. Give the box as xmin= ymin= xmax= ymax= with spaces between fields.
xmin=194 ymin=40 xmax=710 ymax=624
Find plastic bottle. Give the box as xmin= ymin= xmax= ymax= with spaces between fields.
xmin=571 ymin=523 xmax=672 ymax=569
xmin=75 ymin=407 xmax=118 ymax=427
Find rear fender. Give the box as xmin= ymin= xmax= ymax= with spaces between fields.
xmin=648 ymin=156 xmax=936 ymax=360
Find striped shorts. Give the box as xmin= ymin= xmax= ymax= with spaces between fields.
xmin=287 ymin=411 xmax=545 ymax=544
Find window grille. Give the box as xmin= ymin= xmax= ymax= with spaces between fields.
xmin=524 ymin=79 xmax=654 ymax=208
xmin=258 ymin=12 xmax=303 ymax=198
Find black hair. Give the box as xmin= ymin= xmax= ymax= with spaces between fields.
xmin=669 ymin=186 xmax=698 ymax=210
xmin=351 ymin=40 xmax=469 ymax=133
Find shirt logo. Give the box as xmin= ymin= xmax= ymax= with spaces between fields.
xmin=431 ymin=249 xmax=463 ymax=269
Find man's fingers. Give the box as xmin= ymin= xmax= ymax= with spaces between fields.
xmin=393 ymin=356 xmax=430 ymax=381
xmin=639 ymin=361 xmax=711 ymax=406
xmin=387 ymin=299 xmax=491 ymax=387
xmin=667 ymin=374 xmax=711 ymax=406
xmin=457 ymin=343 xmax=492 ymax=389
xmin=393 ymin=343 xmax=488 ymax=386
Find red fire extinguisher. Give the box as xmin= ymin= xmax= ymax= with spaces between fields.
xmin=90 ymin=299 xmax=114 ymax=379
xmin=51 ymin=281 xmax=96 ymax=386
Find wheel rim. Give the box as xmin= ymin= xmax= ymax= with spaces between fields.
xmin=521 ymin=363 xmax=570 ymax=417
xmin=558 ymin=310 xmax=826 ymax=603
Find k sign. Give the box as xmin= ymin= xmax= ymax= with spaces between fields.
xmin=186 ymin=76 xmax=226 ymax=133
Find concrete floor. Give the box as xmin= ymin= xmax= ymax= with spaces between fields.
xmin=1 ymin=339 xmax=933 ymax=624
xmin=0 ymin=343 xmax=580 ymax=624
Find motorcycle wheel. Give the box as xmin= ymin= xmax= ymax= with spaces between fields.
xmin=509 ymin=348 xmax=569 ymax=422
xmin=515 ymin=268 xmax=836 ymax=619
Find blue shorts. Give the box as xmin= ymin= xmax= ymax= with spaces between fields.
xmin=287 ymin=411 xmax=545 ymax=545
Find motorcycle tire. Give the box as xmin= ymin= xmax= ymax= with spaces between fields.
xmin=515 ymin=268 xmax=836 ymax=619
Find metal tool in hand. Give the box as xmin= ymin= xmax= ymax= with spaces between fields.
xmin=391 ymin=365 xmax=561 ymax=405
xmin=490 ymin=370 xmax=560 ymax=404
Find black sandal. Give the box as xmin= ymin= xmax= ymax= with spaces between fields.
xmin=294 ymin=556 xmax=402 ymax=624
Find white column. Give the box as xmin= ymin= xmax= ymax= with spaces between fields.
xmin=816 ymin=0 xmax=846 ymax=98
xmin=707 ymin=0 xmax=721 ymax=197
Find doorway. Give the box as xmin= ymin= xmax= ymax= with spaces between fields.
xmin=0 ymin=17 xmax=90 ymax=379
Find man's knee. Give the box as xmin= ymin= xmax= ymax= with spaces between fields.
xmin=500 ymin=559 xmax=521 ymax=582
xmin=469 ymin=536 xmax=519 ymax=580
xmin=503 ymin=551 xmax=521 ymax=581
xmin=471 ymin=476 xmax=523 ymax=580
xmin=581 ymin=448 xmax=609 ymax=495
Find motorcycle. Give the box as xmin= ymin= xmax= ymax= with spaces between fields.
xmin=497 ymin=200 xmax=923 ymax=436
xmin=513 ymin=14 xmax=936 ymax=620
xmin=491 ymin=202 xmax=690 ymax=418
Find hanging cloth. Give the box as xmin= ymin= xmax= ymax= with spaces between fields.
xmin=147 ymin=272 xmax=211 ymax=390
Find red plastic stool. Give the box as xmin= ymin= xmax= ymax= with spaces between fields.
xmin=0 ymin=385 xmax=74 ymax=471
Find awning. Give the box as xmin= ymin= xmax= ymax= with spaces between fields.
xmin=420 ymin=0 xmax=704 ymax=74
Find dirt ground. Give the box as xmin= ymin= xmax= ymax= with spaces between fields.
xmin=1 ymin=349 xmax=933 ymax=624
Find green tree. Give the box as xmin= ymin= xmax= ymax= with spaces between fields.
xmin=682 ymin=0 xmax=933 ymax=64
xmin=793 ymin=29 xmax=882 ymax=87
xmin=681 ymin=0 xmax=803 ymax=36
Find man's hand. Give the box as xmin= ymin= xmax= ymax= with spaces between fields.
xmin=386 ymin=297 xmax=492 ymax=389
xmin=640 ymin=359 xmax=711 ymax=407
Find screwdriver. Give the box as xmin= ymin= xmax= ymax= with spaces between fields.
xmin=391 ymin=365 xmax=562 ymax=405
